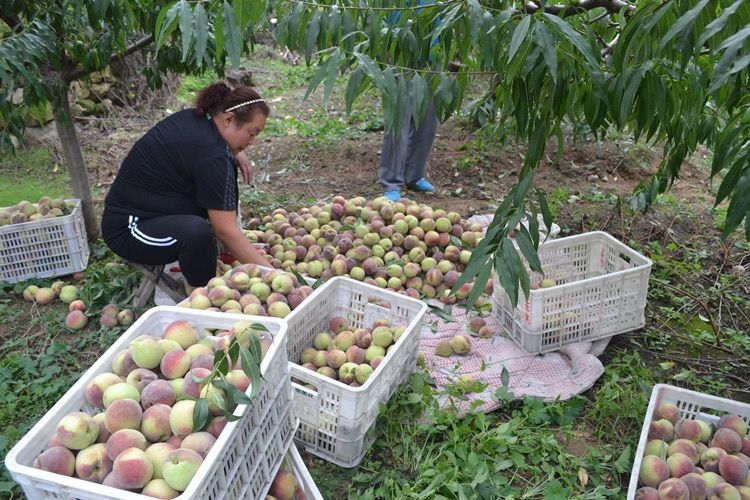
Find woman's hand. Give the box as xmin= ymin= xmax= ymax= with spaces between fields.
xmin=236 ymin=151 xmax=253 ymax=184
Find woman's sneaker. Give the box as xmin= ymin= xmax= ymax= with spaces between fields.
xmin=384 ymin=190 xmax=402 ymax=202
xmin=406 ymin=178 xmax=436 ymax=193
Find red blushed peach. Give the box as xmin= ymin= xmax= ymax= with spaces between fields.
xmin=34 ymin=446 xmax=75 ymax=476
xmin=141 ymin=380 xmax=176 ymax=410
xmin=85 ymin=372 xmax=123 ymax=409
xmin=163 ymin=320 xmax=200 ymax=349
xmin=106 ymin=429 xmax=147 ymax=461
xmin=93 ymin=413 xmax=112 ymax=444
xmin=160 ymin=349 xmax=193 ymax=380
xmin=182 ymin=431 xmax=217 ymax=459
xmin=104 ymin=398 xmax=143 ymax=433
xmin=226 ymin=370 xmax=251 ymax=392
xmin=205 ymin=416 xmax=227 ymax=439
xmin=75 ymin=443 xmax=112 ymax=483
xmin=189 ymin=353 xmax=214 ymax=371
xmin=112 ymin=350 xmax=138 ymax=377
xmin=141 ymin=403 xmax=173 ymax=443
xmin=182 ymin=368 xmax=212 ymax=400
xmin=165 ymin=435 xmax=183 ymax=449
xmin=112 ymin=447 xmax=153 ymax=489
xmin=269 ymin=470 xmax=299 ymax=500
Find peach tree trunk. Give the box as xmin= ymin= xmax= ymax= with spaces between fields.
xmin=52 ymin=84 xmax=99 ymax=241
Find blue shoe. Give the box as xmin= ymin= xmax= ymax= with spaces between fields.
xmin=406 ymin=178 xmax=436 ymax=193
xmin=384 ymin=190 xmax=401 ymax=202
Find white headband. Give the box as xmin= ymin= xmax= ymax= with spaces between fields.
xmin=224 ymin=99 xmax=265 ymax=113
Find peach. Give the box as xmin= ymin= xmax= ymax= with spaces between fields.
xmin=129 ymin=336 xmax=163 ymax=369
xmin=655 ymin=403 xmax=681 ymax=424
xmin=702 ymin=471 xmax=727 ymax=489
xmin=334 ymin=331 xmax=355 ymax=351
xmin=355 ymin=364 xmax=373 ymax=384
xmin=719 ymin=415 xmax=748 ymax=438
xmin=112 ymin=447 xmax=153 ymax=489
xmin=451 ymin=334 xmax=472 ymax=355
xmin=162 ymin=448 xmax=203 ymax=492
xmin=103 ymin=382 xmax=140 ymax=408
xmin=668 ymin=439 xmax=700 ymax=464
xmin=703 ymin=447 xmax=729 ymax=473
xmin=317 ymin=366 xmax=337 ymax=379
xmin=59 ymin=285 xmax=78 ymax=303
xmin=226 ymin=370 xmax=251 ymax=392
xmin=85 ymin=372 xmax=123 ymax=409
xmin=338 ymin=362 xmax=357 ymax=384
xmin=33 ymin=446 xmax=75 ymax=476
xmin=145 ymin=442 xmax=177 ymax=479
xmin=100 ymin=313 xmax=119 ymax=329
xmin=365 ymin=345 xmax=385 ymax=362
xmin=372 ymin=327 xmax=394 ymax=348
xmin=170 ymin=400 xmax=196 ymax=437
xmin=190 ymin=353 xmax=214 ymax=371
xmin=141 ymin=380 xmax=176 ymax=410
xmin=106 ymin=429 xmax=147 ymax=460
xmin=163 ymin=320 xmax=200 ymax=349
xmin=65 ymin=310 xmax=88 ymax=330
xmin=23 ymin=285 xmax=39 ymax=301
xmin=269 ymin=470 xmax=299 ymax=500
xmin=185 ymin=344 xmax=213 ymax=358
xmin=117 ymin=310 xmax=135 ymax=326
xmin=56 ymin=411 xmax=99 ymax=450
xmin=105 ymin=398 xmax=142 ymax=433
xmin=182 ymin=432 xmax=216 ymax=459
xmin=326 ymin=349 xmax=347 ymax=369
xmin=126 ymin=368 xmax=158 ymax=392
xmin=205 ymin=416 xmax=227 ymax=439
xmin=649 ymin=419 xmax=675 ymax=442
xmin=268 ymin=301 xmax=291 ymax=318
xmin=313 ymin=332 xmax=331 ymax=350
xmin=707 ymin=483 xmax=742 ymax=499
xmin=112 ymin=349 xmax=138 ymax=377
xmin=142 ymin=403 xmax=174 ymax=442
xmin=354 ymin=330 xmax=372 ymax=349
xmin=346 ymin=345 xmax=366 ymax=364
xmin=645 ymin=439 xmax=669 ymax=459
xmin=69 ymin=299 xmax=87 ymax=312
xmin=169 ymin=379 xmax=185 ymax=401
xmin=658 ymin=478 xmax=690 ymax=499
xmin=75 ymin=443 xmax=112 ymax=483
xmin=142 ymin=478 xmax=180 ymax=498
xmin=93 ymin=412 xmax=112 ymax=444
xmin=634 ymin=486 xmax=659 ymax=499
xmin=160 ymin=349 xmax=193 ymax=380
xmin=435 ymin=341 xmax=453 ymax=357
xmin=666 ymin=452 xmax=695 ymax=478
xmin=639 ymin=455 xmax=670 ymax=488
xmin=713 ymin=428 xmax=743 ymax=453
xmin=300 ymin=347 xmax=317 ymax=365
xmin=156 ymin=339 xmax=183 ymax=355
xmin=34 ymin=287 xmax=56 ymax=305
xmin=182 ymin=368 xmax=212 ymax=400
xmin=675 ymin=418 xmax=704 ymax=442
xmin=681 ymin=472 xmax=708 ymax=499
xmin=719 ymin=454 xmax=749 ymax=485
xmin=166 ymin=435 xmax=183 ymax=449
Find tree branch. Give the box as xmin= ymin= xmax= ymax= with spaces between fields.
xmin=64 ymin=35 xmax=153 ymax=82
xmin=523 ymin=0 xmax=636 ymax=18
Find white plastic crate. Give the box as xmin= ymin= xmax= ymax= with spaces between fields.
xmin=5 ymin=306 xmax=295 ymax=500
xmin=284 ymin=277 xmax=428 ymax=468
xmin=262 ymin=443 xmax=324 ymax=500
xmin=492 ymin=231 xmax=652 ymax=354
xmin=0 ymin=199 xmax=89 ymax=284
xmin=628 ymin=384 xmax=750 ymax=499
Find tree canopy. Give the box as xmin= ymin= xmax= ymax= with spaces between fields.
xmin=1 ymin=0 xmax=748 ymax=304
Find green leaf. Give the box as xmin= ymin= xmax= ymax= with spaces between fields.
xmin=232 ymin=0 xmax=254 ymax=28
xmin=322 ymin=50 xmax=343 ymax=104
xmin=304 ymin=62 xmax=327 ymax=101
xmin=221 ymin=1 xmax=242 ymax=67
xmin=239 ymin=344 xmax=262 ymax=399
xmin=178 ymin=0 xmax=193 ymax=63
xmin=535 ymin=22 xmax=557 ymax=82
xmin=514 ymin=227 xmax=542 ymax=274
xmin=658 ymin=0 xmax=709 ymax=51
xmin=722 ymin=169 xmax=750 ymax=238
xmin=698 ymin=0 xmax=744 ymax=47
xmin=192 ymin=398 xmax=210 ymax=431
xmin=214 ymin=346 xmax=230 ymax=374
xmin=614 ymin=445 xmax=632 ymax=473
xmin=303 ymin=12 xmax=322 ymax=65
xmin=411 ymin=72 xmax=429 ymax=130
xmin=508 ymin=16 xmax=531 ymax=63
xmin=193 ymin=4 xmax=208 ymax=65
xmin=345 ymin=67 xmax=365 ymax=115
xmin=155 ymin=2 xmax=180 ymax=56
xmin=715 ymin=149 xmax=747 ymax=204
xmin=501 ymin=366 xmax=509 ymax=387
xmin=544 ymin=14 xmax=600 ymax=79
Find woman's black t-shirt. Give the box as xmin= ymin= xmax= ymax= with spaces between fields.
xmin=105 ymin=109 xmax=238 ymax=219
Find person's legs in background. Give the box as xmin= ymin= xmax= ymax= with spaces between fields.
xmin=378 ymin=85 xmax=415 ymax=202
xmin=102 ymin=213 xmax=218 ymax=286
xmin=404 ymin=96 xmax=437 ymax=193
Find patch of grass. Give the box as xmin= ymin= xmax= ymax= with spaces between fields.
xmin=546 ymin=186 xmax=571 ymax=218
xmin=0 ymin=146 xmax=70 ymax=206
xmin=176 ymin=70 xmax=221 ymax=104
xmin=262 ymin=107 xmax=378 ymax=146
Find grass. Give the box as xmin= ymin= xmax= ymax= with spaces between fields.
xmin=0 ymin=146 xmax=70 ymax=207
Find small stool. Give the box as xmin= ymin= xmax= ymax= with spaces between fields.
xmin=128 ymin=262 xmax=187 ymax=308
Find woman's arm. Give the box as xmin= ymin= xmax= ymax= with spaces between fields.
xmin=208 ymin=209 xmax=269 ymax=266
xmin=235 ymin=151 xmax=253 ymax=184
